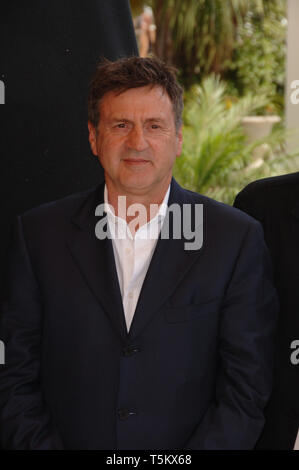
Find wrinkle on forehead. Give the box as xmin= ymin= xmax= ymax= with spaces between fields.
xmin=98 ymin=86 xmax=175 ymax=127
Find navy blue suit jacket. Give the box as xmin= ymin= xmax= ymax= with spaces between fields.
xmin=0 ymin=179 xmax=278 ymax=449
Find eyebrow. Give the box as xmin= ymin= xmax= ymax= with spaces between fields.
xmin=110 ymin=117 xmax=166 ymax=124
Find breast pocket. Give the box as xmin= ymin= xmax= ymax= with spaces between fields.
xmin=164 ymin=298 xmax=221 ymax=323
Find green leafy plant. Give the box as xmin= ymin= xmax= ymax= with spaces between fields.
xmin=226 ymin=0 xmax=287 ymax=114
xmin=173 ymin=76 xmax=299 ymax=205
xmin=151 ymin=0 xmax=250 ymax=87
xmin=131 ymin=1 xmax=286 ymax=94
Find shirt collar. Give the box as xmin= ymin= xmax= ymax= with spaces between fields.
xmin=104 ymin=183 xmax=170 ymax=222
xmin=104 ymin=183 xmax=170 ymax=238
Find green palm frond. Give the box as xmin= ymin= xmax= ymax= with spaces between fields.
xmin=174 ymin=76 xmax=299 ymax=205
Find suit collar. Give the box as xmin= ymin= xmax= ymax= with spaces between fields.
xmin=67 ymin=178 xmax=204 ymax=343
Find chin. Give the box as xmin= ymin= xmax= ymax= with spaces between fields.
xmin=122 ymin=173 xmax=152 ymax=187
xmin=122 ymin=178 xmax=153 ymax=194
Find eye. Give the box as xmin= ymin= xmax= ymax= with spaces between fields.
xmin=150 ymin=124 xmax=160 ymax=129
xmin=116 ymin=123 xmax=126 ymax=128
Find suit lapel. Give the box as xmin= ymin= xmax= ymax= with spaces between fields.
xmin=66 ymin=179 xmax=205 ymax=343
xmin=128 ymin=179 xmax=205 ymax=341
xmin=67 ymin=183 xmax=128 ymax=342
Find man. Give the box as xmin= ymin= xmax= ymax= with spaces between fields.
xmin=234 ymin=172 xmax=299 ymax=450
xmin=0 ymin=57 xmax=278 ymax=450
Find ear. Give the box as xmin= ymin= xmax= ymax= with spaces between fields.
xmin=88 ymin=121 xmax=98 ymax=156
xmin=176 ymin=126 xmax=183 ymax=157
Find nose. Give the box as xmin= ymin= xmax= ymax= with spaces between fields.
xmin=126 ymin=126 xmax=149 ymax=152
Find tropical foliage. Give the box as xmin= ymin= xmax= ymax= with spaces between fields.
xmin=227 ymin=0 xmax=286 ymax=112
xmin=173 ymin=76 xmax=299 ymax=205
xmin=131 ymin=0 xmax=286 ymax=94
xmin=130 ymin=1 xmax=295 ymax=203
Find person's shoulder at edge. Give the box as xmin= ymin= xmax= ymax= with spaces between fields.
xmin=233 ymin=171 xmax=299 ymax=222
xmin=235 ymin=171 xmax=299 ymax=206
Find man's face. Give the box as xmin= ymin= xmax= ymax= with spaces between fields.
xmin=88 ymin=85 xmax=183 ymax=197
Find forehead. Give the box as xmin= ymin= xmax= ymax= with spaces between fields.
xmin=99 ymin=85 xmax=174 ymax=119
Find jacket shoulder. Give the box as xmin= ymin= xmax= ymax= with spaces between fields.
xmin=19 ymin=185 xmax=100 ymax=225
xmin=180 ymin=186 xmax=261 ymax=232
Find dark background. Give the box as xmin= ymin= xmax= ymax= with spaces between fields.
xmin=0 ymin=0 xmax=138 ymax=294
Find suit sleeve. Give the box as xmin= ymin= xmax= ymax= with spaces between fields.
xmin=0 ymin=216 xmax=64 ymax=449
xmin=184 ymin=220 xmax=279 ymax=449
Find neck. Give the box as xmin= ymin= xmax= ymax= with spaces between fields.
xmin=105 ymin=178 xmax=171 ymax=229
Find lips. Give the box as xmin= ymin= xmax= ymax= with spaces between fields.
xmin=123 ymin=158 xmax=149 ymax=165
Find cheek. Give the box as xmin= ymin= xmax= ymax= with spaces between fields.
xmin=98 ymin=139 xmax=125 ymax=168
xmin=100 ymin=135 xmax=125 ymax=153
xmin=156 ymin=139 xmax=179 ymax=160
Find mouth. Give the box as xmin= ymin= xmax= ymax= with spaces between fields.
xmin=122 ymin=158 xmax=150 ymax=166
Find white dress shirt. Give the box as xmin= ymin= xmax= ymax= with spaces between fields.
xmin=104 ymin=184 xmax=170 ymax=332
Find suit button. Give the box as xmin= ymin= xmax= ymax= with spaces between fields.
xmin=117 ymin=408 xmax=138 ymax=420
xmin=122 ymin=346 xmax=140 ymax=357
